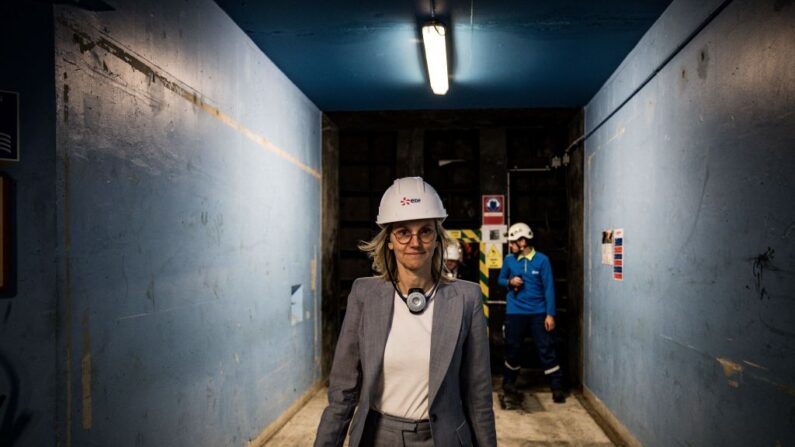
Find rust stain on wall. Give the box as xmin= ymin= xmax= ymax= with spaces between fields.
xmin=697 ymin=46 xmax=710 ymax=79
xmin=716 ymin=357 xmax=743 ymax=388
xmin=310 ymin=257 xmax=317 ymax=291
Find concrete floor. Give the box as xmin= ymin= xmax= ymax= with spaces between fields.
xmin=265 ymin=387 xmax=613 ymax=446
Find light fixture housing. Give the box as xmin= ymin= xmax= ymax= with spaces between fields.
xmin=421 ymin=20 xmax=449 ymax=95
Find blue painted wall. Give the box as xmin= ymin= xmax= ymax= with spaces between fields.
xmin=0 ymin=3 xmax=57 ymax=446
xmin=53 ymin=1 xmax=322 ymax=445
xmin=584 ymin=0 xmax=794 ymax=445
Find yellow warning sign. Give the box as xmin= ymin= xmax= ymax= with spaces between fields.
xmin=447 ymin=230 xmax=462 ymax=239
xmin=485 ymin=243 xmax=503 ymax=269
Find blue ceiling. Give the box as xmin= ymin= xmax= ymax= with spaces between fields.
xmin=214 ymin=0 xmax=671 ymax=111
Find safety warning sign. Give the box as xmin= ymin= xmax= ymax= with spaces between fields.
xmin=482 ymin=195 xmax=504 ymax=225
xmin=485 ymin=243 xmax=503 ymax=269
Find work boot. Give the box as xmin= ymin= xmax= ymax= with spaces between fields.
xmin=552 ymin=389 xmax=566 ymax=404
xmin=500 ymin=382 xmax=523 ymax=410
xmin=499 ymin=391 xmax=522 ymax=410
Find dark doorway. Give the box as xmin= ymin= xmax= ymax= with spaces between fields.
xmin=321 ymin=110 xmax=583 ymax=390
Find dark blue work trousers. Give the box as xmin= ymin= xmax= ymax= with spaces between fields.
xmin=503 ymin=313 xmax=563 ymax=390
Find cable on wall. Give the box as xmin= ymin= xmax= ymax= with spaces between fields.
xmin=556 ymin=0 xmax=735 ymax=161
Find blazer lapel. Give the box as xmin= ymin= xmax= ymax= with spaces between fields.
xmin=428 ymin=282 xmax=463 ymax=406
xmin=363 ymin=280 xmax=394 ymax=389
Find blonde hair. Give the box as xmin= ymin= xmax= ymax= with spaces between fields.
xmin=358 ymin=220 xmax=456 ymax=283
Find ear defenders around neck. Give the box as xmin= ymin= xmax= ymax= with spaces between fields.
xmin=383 ymin=231 xmax=442 ymax=314
xmin=400 ymin=286 xmax=437 ymax=313
xmin=384 ymin=247 xmax=439 ymax=314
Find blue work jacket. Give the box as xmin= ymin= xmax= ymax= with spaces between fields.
xmin=497 ymin=250 xmax=556 ymax=315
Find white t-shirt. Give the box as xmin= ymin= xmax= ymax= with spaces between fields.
xmin=374 ymin=290 xmax=436 ymax=420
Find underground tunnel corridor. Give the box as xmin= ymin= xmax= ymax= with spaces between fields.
xmin=1 ymin=0 xmax=793 ymax=446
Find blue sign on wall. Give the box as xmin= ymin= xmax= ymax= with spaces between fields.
xmin=0 ymin=91 xmax=19 ymax=162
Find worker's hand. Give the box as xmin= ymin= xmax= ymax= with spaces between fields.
xmin=509 ymin=276 xmax=524 ymax=288
xmin=544 ymin=315 xmax=556 ymax=332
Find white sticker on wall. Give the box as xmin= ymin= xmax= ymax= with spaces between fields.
xmin=290 ymin=284 xmax=303 ymax=325
xmin=601 ymin=229 xmax=614 ymax=265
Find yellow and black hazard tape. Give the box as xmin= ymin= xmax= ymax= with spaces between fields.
xmin=446 ymin=229 xmax=479 ymax=244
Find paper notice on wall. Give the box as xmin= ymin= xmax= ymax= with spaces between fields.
xmin=613 ymin=228 xmax=624 ymax=281
xmin=601 ymin=229 xmax=614 ymax=265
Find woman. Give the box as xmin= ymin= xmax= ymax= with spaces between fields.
xmin=314 ymin=177 xmax=496 ymax=447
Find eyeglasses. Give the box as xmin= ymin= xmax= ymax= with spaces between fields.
xmin=392 ymin=226 xmax=436 ymax=244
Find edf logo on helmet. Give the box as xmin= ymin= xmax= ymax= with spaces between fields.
xmin=376 ymin=177 xmax=447 ymax=226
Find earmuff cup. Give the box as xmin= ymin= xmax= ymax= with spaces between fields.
xmin=405 ymin=288 xmax=429 ymax=313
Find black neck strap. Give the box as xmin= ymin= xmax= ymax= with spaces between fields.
xmin=389 ymin=277 xmax=440 ymax=302
xmin=384 ymin=241 xmax=442 ymax=312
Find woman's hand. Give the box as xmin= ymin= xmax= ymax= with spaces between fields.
xmin=508 ymin=276 xmax=523 ymax=290
xmin=544 ymin=315 xmax=555 ymax=332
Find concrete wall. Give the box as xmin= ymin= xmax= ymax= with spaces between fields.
xmin=53 ymin=1 xmax=322 ymax=445
xmin=583 ymin=0 xmax=795 ymax=445
xmin=0 ymin=3 xmax=58 ymax=446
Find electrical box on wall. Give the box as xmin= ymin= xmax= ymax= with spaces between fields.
xmin=480 ymin=224 xmax=507 ymax=244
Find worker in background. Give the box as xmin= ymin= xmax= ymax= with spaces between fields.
xmin=497 ymin=222 xmax=565 ymax=409
xmin=315 ymin=177 xmax=496 ymax=447
xmin=443 ymin=240 xmax=463 ymax=280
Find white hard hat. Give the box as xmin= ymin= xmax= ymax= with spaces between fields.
xmin=445 ymin=244 xmax=462 ymax=261
xmin=507 ymin=222 xmax=533 ymax=241
xmin=376 ymin=177 xmax=447 ymax=226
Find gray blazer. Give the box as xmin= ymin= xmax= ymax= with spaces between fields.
xmin=314 ymin=277 xmax=496 ymax=447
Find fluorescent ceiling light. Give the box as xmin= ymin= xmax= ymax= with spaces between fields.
xmin=422 ymin=21 xmax=449 ymax=95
